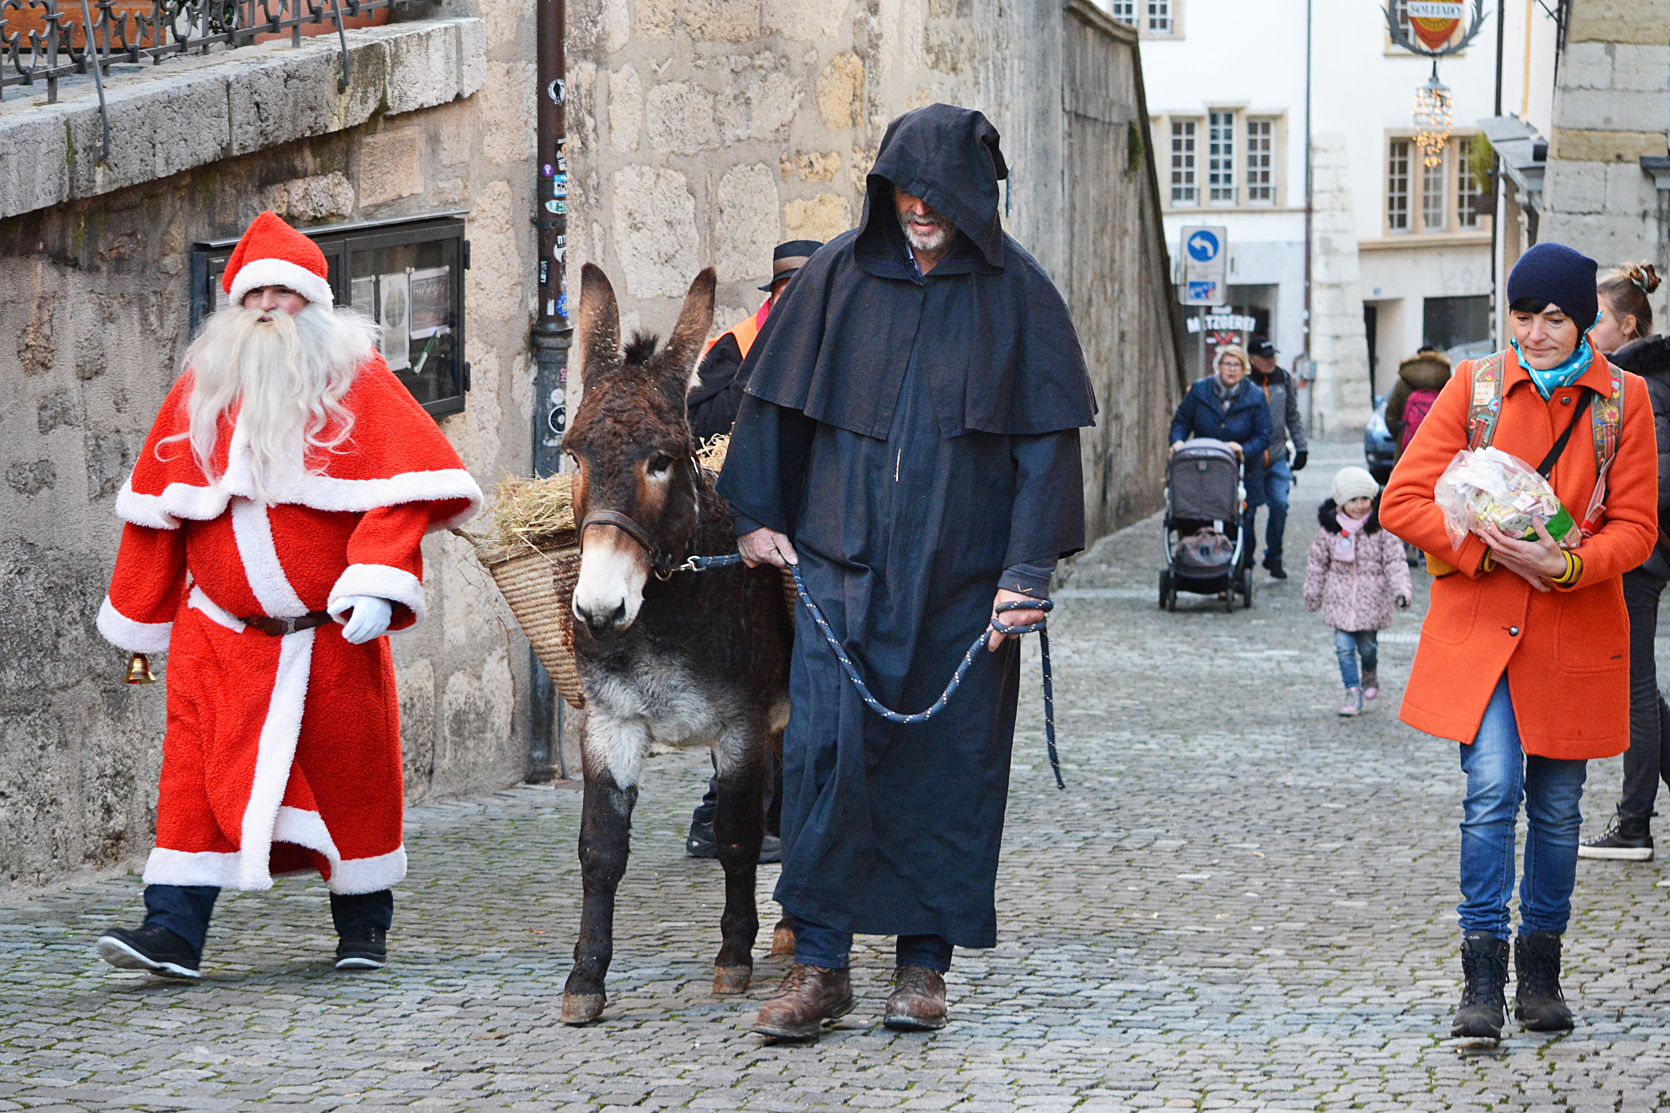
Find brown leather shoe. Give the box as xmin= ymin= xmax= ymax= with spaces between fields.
xmin=883 ymin=965 xmax=947 ymax=1031
xmin=751 ymin=963 xmax=854 ymax=1040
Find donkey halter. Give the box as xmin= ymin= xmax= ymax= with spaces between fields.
xmin=577 ymin=456 xmax=702 ymax=580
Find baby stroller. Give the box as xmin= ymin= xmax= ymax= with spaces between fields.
xmin=1159 ymin=438 xmax=1253 ymax=612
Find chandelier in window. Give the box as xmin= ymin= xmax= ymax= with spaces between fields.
xmin=1413 ymin=74 xmax=1453 ymax=168
xmin=1384 ymin=0 xmax=1485 ymax=167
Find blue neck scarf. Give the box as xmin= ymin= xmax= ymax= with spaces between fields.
xmin=1512 ymin=336 xmax=1593 ymax=399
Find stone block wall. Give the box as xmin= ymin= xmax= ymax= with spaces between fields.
xmin=565 ymin=0 xmax=1179 ymax=538
xmin=1541 ymin=0 xmax=1670 ymax=323
xmin=0 ymin=10 xmax=539 ymax=889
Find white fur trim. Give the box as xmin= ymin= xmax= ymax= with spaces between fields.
xmin=143 ymin=847 xmax=243 ymax=888
xmin=274 ymin=804 xmax=342 ymax=862
xmin=187 ymin=585 xmax=247 ymax=633
xmin=97 ymin=596 xmax=172 ymax=654
xmin=116 ymin=475 xmax=227 ymax=529
xmin=328 ymin=846 xmax=408 ymax=894
xmin=227 ymin=257 xmax=334 ymax=309
xmin=236 ymin=626 xmax=315 ymax=891
xmin=230 ymin=498 xmax=308 ymax=618
xmin=327 ymin=564 xmax=427 ymax=629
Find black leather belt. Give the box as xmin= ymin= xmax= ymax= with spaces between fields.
xmin=238 ymin=611 xmax=333 ymax=637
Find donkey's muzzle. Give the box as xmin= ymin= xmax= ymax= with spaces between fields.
xmin=575 ymin=597 xmax=630 ymax=636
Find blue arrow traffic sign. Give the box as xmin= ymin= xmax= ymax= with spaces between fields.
xmin=1186 ymin=230 xmax=1220 ymax=262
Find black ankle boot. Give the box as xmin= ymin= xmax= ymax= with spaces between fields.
xmin=1514 ymin=931 xmax=1574 ymax=1031
xmin=1451 ymin=931 xmax=1508 ymax=1039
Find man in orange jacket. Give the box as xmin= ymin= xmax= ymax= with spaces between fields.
xmin=686 ymin=239 xmax=822 ymax=443
xmin=1382 ymin=242 xmax=1656 ymax=1044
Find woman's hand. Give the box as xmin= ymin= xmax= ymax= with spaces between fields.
xmin=1169 ymin=441 xmax=1184 ymax=455
xmin=1478 ymin=519 xmax=1565 ymax=592
xmin=1226 ymin=442 xmax=1244 ymax=461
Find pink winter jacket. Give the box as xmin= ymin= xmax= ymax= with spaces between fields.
xmin=1304 ymin=499 xmax=1413 ymax=632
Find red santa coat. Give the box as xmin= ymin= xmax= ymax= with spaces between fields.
xmin=97 ymin=356 xmax=481 ymax=893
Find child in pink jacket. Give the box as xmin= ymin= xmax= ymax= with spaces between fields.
xmin=1305 ymin=466 xmax=1413 ymax=716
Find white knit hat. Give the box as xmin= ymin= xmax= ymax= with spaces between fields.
xmin=1331 ymin=465 xmax=1380 ymax=505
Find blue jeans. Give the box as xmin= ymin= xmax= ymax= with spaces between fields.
xmin=1334 ymin=629 xmax=1378 ymax=688
xmin=1458 ymin=676 xmax=1588 ymax=938
xmin=1255 ymin=458 xmax=1293 ymax=565
xmin=792 ymin=914 xmax=954 ymax=973
xmin=143 ymin=884 xmax=393 ymax=955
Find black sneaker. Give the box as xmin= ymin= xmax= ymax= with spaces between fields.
xmin=1263 ymin=561 xmax=1288 ymax=580
xmin=335 ymin=925 xmax=388 ymax=970
xmin=686 ymin=817 xmax=718 ymax=859
xmin=1578 ymin=810 xmax=1653 ymax=861
xmin=96 ymin=924 xmax=201 ymax=979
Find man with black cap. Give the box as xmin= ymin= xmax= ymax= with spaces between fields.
xmin=686 ymin=239 xmax=822 ymax=442
xmin=1246 ymin=335 xmax=1307 ymax=578
xmin=718 ymin=104 xmax=1096 ymax=1039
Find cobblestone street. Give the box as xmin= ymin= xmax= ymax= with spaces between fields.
xmin=5 ymin=441 xmax=1670 ymax=1110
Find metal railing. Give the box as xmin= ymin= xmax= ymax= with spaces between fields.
xmin=1 ymin=0 xmax=417 ymax=117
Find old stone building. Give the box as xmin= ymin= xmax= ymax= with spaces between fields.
xmin=564 ymin=0 xmax=1183 ymax=540
xmin=2 ymin=0 xmax=1179 ymax=890
xmin=0 ymin=2 xmax=540 ymax=887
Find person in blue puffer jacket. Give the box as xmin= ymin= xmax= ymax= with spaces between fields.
xmin=1169 ymin=344 xmax=1272 ymax=568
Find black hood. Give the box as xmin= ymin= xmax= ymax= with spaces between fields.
xmin=1318 ymin=497 xmax=1382 ymax=535
xmin=858 ymin=104 xmax=1008 ymax=269
xmin=1610 ymin=334 xmax=1670 ymax=381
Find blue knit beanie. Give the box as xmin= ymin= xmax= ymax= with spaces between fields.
xmin=1507 ymin=242 xmax=1599 ymax=333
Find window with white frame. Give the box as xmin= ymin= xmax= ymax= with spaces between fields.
xmin=1455 ymin=137 xmax=1481 ymax=229
xmin=1422 ymin=157 xmax=1446 ymax=231
xmin=1109 ymin=0 xmax=1137 ymax=25
xmin=1207 ymin=111 xmax=1236 ymax=204
xmin=1147 ymin=0 xmax=1173 ymax=34
xmin=1246 ymin=118 xmax=1274 ymax=204
xmin=1387 ymin=139 xmax=1412 ymax=232
xmin=1170 ymin=120 xmax=1198 ymax=205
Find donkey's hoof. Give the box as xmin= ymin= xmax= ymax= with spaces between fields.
xmin=769 ymin=924 xmax=796 ymax=957
xmin=713 ymin=965 xmax=752 ymax=995
xmin=561 ymin=992 xmax=607 ymax=1025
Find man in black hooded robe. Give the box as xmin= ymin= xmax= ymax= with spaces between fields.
xmin=716 ymin=104 xmax=1096 ymax=1039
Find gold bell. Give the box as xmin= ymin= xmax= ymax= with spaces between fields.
xmin=123 ymin=653 xmax=158 ymax=685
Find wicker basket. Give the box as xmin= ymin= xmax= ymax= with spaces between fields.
xmin=482 ymin=535 xmax=587 ymax=710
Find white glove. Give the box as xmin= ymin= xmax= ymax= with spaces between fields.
xmin=336 ymin=596 xmax=393 ymax=644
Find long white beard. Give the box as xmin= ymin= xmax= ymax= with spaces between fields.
xmin=173 ymin=303 xmax=377 ymax=499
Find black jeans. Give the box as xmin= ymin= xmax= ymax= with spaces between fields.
xmin=143 ymin=885 xmax=393 ymax=955
xmin=1621 ymin=570 xmax=1670 ymax=822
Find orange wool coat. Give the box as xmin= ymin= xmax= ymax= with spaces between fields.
xmin=1379 ymin=341 xmax=1657 ymax=759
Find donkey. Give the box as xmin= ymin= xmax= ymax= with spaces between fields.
xmin=558 ymin=263 xmax=795 ymax=1026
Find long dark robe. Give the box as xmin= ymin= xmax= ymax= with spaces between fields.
xmin=717 ymin=107 xmax=1091 ymax=945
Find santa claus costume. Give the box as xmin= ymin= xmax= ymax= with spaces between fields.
xmin=94 ymin=212 xmax=481 ymax=978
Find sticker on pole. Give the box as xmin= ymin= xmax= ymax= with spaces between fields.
xmin=1179 ymin=226 xmax=1227 ymax=306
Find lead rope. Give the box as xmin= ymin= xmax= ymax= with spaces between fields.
xmin=679 ymin=553 xmax=1063 ymax=789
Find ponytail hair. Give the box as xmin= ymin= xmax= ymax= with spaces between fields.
xmin=1598 ymin=261 xmax=1661 ymax=340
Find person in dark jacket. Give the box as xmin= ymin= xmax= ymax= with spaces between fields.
xmin=1384 ymin=346 xmax=1453 ymax=457
xmin=1580 ymin=326 xmax=1670 ymax=861
xmin=1170 ymin=344 xmax=1272 ymax=567
xmin=718 ymin=104 xmax=1095 ymax=1040
xmin=686 ymin=239 xmax=823 ymax=443
xmin=1247 ymin=336 xmax=1308 ymax=579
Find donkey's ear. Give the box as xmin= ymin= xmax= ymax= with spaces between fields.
xmin=657 ymin=267 xmax=717 ymax=382
xmin=574 ymin=263 xmax=621 ymax=385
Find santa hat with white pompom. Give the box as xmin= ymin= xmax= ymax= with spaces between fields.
xmin=221 ymin=211 xmax=335 ymax=308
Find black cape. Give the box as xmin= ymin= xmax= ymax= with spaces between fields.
xmin=735 ymin=104 xmax=1097 ymax=440
xmin=717 ymin=104 xmax=1094 ymax=947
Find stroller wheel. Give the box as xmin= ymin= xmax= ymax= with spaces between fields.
xmin=1159 ymin=570 xmax=1173 ymax=610
xmin=1242 ymin=567 xmax=1255 ymax=609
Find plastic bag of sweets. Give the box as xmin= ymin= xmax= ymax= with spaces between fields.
xmin=1433 ymin=446 xmax=1577 ymax=551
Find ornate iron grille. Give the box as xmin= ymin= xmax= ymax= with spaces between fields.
xmin=2 ymin=0 xmax=416 ymax=109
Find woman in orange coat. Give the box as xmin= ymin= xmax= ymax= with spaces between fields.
xmin=1381 ymin=242 xmax=1656 ymax=1043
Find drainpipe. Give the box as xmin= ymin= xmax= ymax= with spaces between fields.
xmin=529 ymin=0 xmax=570 ymax=783
xmin=1301 ymin=0 xmax=1314 ymax=436
xmin=1491 ymin=0 xmax=1505 ymax=346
